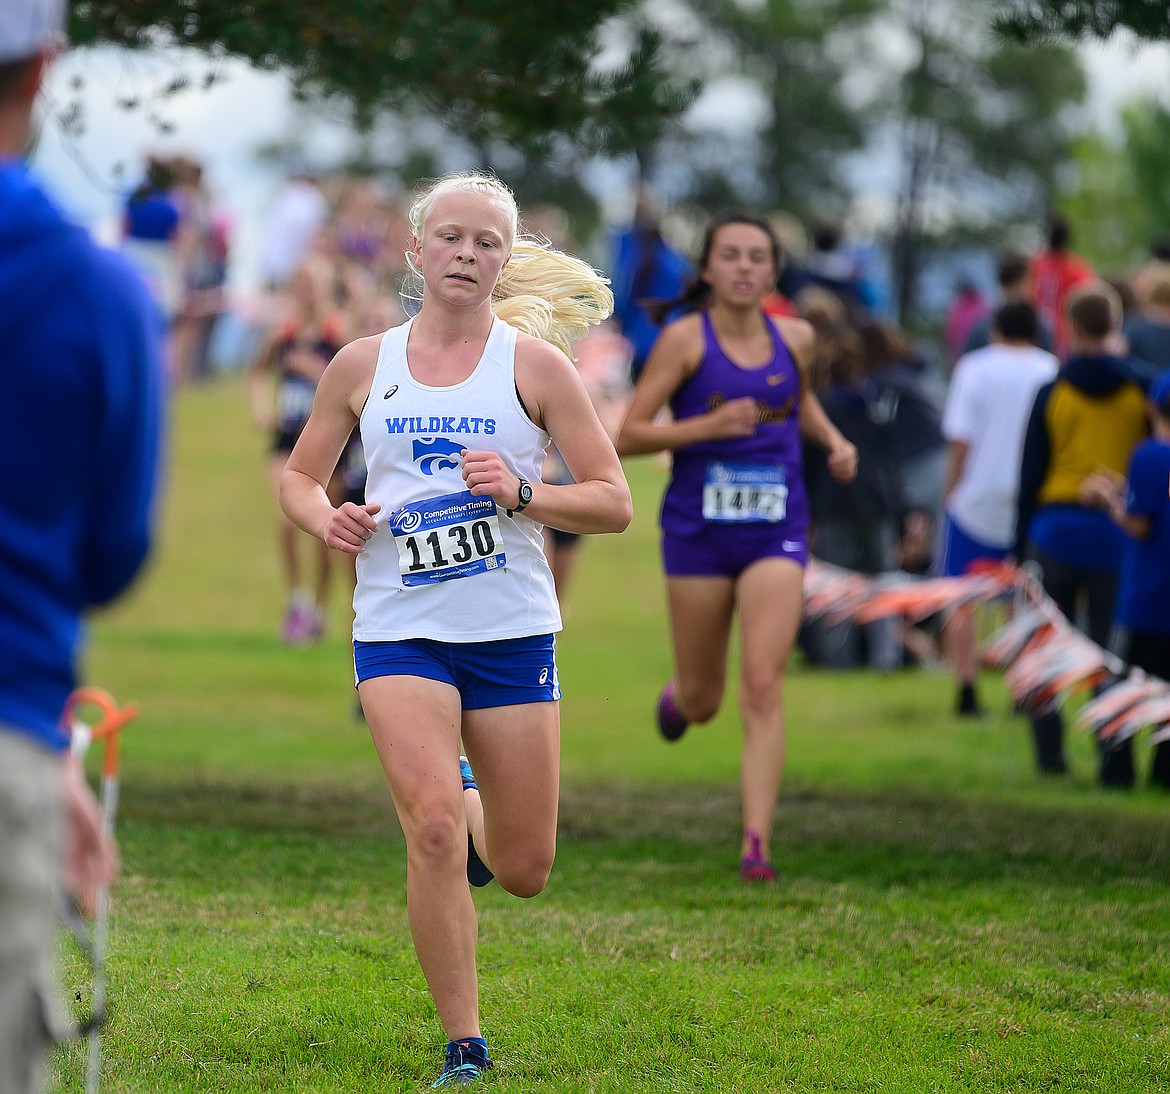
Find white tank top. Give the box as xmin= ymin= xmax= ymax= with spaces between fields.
xmin=352 ymin=316 xmax=561 ymax=642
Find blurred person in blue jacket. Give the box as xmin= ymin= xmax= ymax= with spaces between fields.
xmin=785 ymin=221 xmax=878 ymax=321
xmin=610 ymin=188 xmax=692 ymax=382
xmin=1080 ymin=370 xmax=1170 ymax=790
xmin=120 ymin=153 xmax=182 ymax=329
xmin=0 ymin=2 xmax=164 ymax=1088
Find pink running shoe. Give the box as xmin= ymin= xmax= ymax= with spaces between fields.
xmin=739 ymin=829 xmax=779 ymax=882
xmin=280 ymin=601 xmax=319 ymax=646
xmin=281 ymin=603 xmax=308 ymax=645
xmin=656 ymin=679 xmax=690 ymax=742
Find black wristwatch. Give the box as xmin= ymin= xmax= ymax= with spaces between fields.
xmin=513 ymin=478 xmax=533 ymax=514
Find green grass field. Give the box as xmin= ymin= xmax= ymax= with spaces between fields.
xmin=53 ymin=376 xmax=1169 ymax=1092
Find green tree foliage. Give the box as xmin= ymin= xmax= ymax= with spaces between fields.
xmin=873 ymin=0 xmax=1084 ymax=323
xmin=1061 ymin=132 xmax=1142 ymax=273
xmin=68 ymin=1 xmax=694 ymax=152
xmin=1121 ymin=98 xmax=1170 ymax=244
xmin=995 ymin=0 xmax=1170 ymax=43
xmin=621 ymin=0 xmax=880 ymax=221
xmin=609 ymin=0 xmax=1084 ymax=328
xmin=696 ymin=0 xmax=881 ymax=222
xmin=1063 ymin=99 xmax=1170 ymax=272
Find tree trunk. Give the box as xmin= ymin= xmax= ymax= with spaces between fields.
xmin=893 ymin=117 xmax=927 ymax=328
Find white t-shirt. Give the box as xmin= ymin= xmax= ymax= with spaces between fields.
xmin=256 ymin=179 xmax=329 ymax=287
xmin=352 ymin=316 xmax=561 ymax=643
xmin=942 ymin=341 xmax=1059 ymax=546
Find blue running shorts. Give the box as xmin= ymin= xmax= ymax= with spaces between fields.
xmin=933 ymin=510 xmax=1008 ymax=578
xmin=353 ymin=633 xmax=560 ymax=709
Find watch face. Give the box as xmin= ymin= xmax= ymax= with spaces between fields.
xmin=519 ymin=482 xmax=533 ymax=505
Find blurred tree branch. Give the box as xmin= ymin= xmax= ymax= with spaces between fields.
xmin=995 ymin=0 xmax=1170 ymax=43
xmin=68 ymin=1 xmax=695 ymax=152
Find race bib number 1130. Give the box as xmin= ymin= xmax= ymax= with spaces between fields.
xmin=391 ymin=490 xmax=506 ymax=586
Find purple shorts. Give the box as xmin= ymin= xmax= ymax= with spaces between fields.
xmin=662 ymin=521 xmax=808 ymax=579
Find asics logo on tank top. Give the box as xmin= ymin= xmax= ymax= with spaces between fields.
xmin=383 ymin=384 xmax=398 ymax=399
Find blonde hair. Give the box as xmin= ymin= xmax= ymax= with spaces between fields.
xmin=492 ymin=240 xmax=613 ymax=359
xmin=406 ymin=172 xmax=612 ymax=359
xmin=409 ymin=172 xmax=520 ymax=249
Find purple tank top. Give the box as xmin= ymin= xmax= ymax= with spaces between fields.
xmin=660 ymin=311 xmax=809 ymax=537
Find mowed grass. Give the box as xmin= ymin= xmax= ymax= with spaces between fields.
xmin=53 ymin=376 xmax=1170 ymax=1092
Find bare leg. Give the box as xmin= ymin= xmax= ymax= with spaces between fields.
xmin=170 ymin=314 xmax=196 ymax=386
xmin=310 ymin=538 xmax=333 ymax=629
xmin=359 ymin=675 xmax=481 ymax=1040
xmin=305 ymin=471 xmax=351 ymax=627
xmin=734 ymin=558 xmax=803 ymax=863
xmin=267 ymin=455 xmax=303 ymax=599
xmin=360 ymin=675 xmax=561 ymax=1046
xmin=664 ymin=575 xmax=736 ymax=724
xmin=461 ymin=701 xmax=560 ymax=898
xmin=942 ymin=603 xmax=981 ymax=713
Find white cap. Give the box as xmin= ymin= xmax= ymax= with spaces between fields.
xmin=0 ymin=0 xmax=66 ymax=65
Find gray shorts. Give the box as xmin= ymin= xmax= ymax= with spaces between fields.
xmin=0 ymin=731 xmax=68 ymax=1094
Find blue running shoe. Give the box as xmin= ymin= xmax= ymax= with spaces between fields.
xmin=656 ymin=679 xmax=689 ymax=742
xmin=459 ymin=757 xmax=494 ymax=888
xmin=432 ymin=1038 xmax=493 ymax=1087
xmin=466 ymin=835 xmax=494 ymax=888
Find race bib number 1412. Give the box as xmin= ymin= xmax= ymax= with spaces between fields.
xmin=702 ymin=460 xmax=788 ymax=523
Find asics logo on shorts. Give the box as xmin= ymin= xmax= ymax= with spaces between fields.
xmin=539 ymin=667 xmax=549 ymax=685
xmin=412 ymin=437 xmax=465 ymax=475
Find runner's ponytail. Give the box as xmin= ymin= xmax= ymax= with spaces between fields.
xmin=491 ymin=239 xmax=613 ymax=360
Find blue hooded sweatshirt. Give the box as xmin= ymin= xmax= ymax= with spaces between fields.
xmin=0 ymin=160 xmax=164 ymax=752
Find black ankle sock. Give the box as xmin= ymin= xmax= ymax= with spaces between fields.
xmin=957 ymin=683 xmax=980 ymax=714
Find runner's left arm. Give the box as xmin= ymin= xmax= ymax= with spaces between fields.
xmin=780 ymin=316 xmax=858 ymax=484
xmin=462 ymin=335 xmax=631 ymax=536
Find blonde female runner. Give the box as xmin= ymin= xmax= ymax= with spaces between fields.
xmin=280 ymin=173 xmax=631 ymax=1086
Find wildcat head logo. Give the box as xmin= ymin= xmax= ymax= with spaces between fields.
xmin=412 ymin=437 xmax=464 ymax=475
